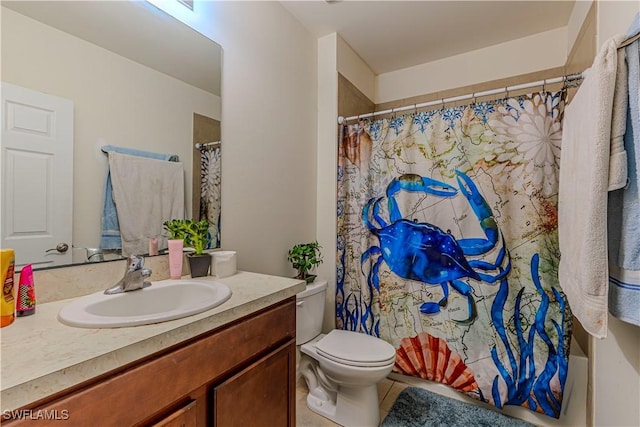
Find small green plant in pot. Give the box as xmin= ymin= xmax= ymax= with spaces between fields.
xmin=163 ymin=219 xmax=188 ymax=240
xmin=184 ymin=219 xmax=210 ymax=255
xmin=288 ymin=241 xmax=322 ymax=284
xmin=183 ymin=219 xmax=211 ymax=278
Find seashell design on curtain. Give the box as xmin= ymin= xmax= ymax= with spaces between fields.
xmin=394 ymin=332 xmax=479 ymax=392
xmin=336 ymin=91 xmax=572 ymax=418
xmin=199 ymin=145 xmax=221 ymax=249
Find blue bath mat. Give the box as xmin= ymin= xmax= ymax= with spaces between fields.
xmin=381 ymin=387 xmax=535 ymax=427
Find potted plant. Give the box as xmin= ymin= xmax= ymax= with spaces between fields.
xmin=183 ymin=219 xmax=211 ymax=278
xmin=288 ymin=241 xmax=323 ymax=284
xmin=163 ymin=219 xmax=188 ymax=240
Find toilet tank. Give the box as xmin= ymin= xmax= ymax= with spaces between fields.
xmin=296 ymin=280 xmax=327 ymax=345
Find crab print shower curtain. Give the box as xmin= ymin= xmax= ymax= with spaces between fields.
xmin=336 ymin=91 xmax=572 ymax=418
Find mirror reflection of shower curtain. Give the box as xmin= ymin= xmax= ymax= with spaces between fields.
xmin=200 ymin=145 xmax=221 ymax=248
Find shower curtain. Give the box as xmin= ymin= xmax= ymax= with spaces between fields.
xmin=199 ymin=145 xmax=221 ymax=248
xmin=336 ymin=91 xmax=572 ymax=418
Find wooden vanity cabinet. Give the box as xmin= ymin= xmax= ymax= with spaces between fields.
xmin=3 ymin=297 xmax=296 ymax=427
xmin=212 ymin=341 xmax=295 ymax=427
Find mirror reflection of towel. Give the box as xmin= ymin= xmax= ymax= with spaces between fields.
xmin=100 ymin=145 xmax=178 ymax=249
xmin=108 ymin=152 xmax=185 ymax=256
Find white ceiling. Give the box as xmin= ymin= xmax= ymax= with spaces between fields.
xmin=281 ymin=0 xmax=576 ymax=74
xmin=5 ymin=1 xmax=575 ymax=93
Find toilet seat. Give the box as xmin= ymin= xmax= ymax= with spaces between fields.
xmin=314 ymin=330 xmax=396 ymax=367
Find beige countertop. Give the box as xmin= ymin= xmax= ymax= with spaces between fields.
xmin=0 ymin=271 xmax=305 ymax=412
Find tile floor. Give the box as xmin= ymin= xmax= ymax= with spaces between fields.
xmin=295 ymin=376 xmax=408 ymax=427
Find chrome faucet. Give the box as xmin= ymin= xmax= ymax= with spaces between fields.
xmin=104 ymin=255 xmax=152 ymax=295
xmin=86 ymin=248 xmax=104 ymax=263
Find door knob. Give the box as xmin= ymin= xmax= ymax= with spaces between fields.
xmin=46 ymin=243 xmax=69 ymax=253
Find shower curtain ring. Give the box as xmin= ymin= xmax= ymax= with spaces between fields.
xmin=441 ymin=98 xmax=445 ymax=109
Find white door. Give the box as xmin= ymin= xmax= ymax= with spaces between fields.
xmin=1 ymin=82 xmax=74 ymax=270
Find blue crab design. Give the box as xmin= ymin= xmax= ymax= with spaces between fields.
xmin=361 ymin=170 xmax=511 ymax=323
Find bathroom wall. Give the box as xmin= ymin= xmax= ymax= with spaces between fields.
xmin=317 ymin=33 xmax=339 ymax=332
xmin=192 ymin=1 xmax=319 ymax=276
xmin=566 ymin=0 xmax=595 ymax=75
xmin=337 ymin=35 xmax=376 ymax=104
xmin=375 ymin=27 xmax=568 ymax=104
xmin=1 ymin=7 xmax=220 ymax=252
xmin=338 ymin=74 xmax=375 ymax=119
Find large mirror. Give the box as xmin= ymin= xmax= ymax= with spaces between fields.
xmin=1 ymin=0 xmax=222 ymax=270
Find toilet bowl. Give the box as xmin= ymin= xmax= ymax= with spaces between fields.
xmin=296 ymin=280 xmax=396 ymax=427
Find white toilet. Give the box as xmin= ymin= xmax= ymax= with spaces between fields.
xmin=296 ymin=280 xmax=396 ymax=427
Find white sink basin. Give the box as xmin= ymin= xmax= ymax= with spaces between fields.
xmin=58 ymin=279 xmax=232 ymax=328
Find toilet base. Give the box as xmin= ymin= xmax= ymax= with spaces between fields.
xmin=305 ymin=383 xmax=380 ymax=427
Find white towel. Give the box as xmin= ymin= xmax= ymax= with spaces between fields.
xmin=608 ymin=40 xmax=629 ymax=191
xmin=558 ymin=34 xmax=627 ymax=339
xmin=109 ymin=152 xmax=185 ymax=256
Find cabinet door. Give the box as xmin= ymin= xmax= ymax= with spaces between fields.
xmin=150 ymin=400 xmax=197 ymax=427
xmin=212 ymin=340 xmax=295 ymax=427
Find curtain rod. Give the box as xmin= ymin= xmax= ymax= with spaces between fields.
xmin=337 ymin=73 xmax=584 ymax=124
xmin=195 ymin=141 xmax=221 ymax=149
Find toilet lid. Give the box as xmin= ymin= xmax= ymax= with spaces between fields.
xmin=315 ymin=330 xmax=396 ymax=367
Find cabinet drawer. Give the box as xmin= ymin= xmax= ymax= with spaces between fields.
xmin=4 ymin=298 xmax=295 ymax=426
xmin=150 ymin=400 xmax=197 ymax=427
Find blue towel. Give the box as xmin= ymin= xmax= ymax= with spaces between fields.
xmin=608 ymin=14 xmax=640 ymax=327
xmin=99 ymin=145 xmax=179 ymax=249
xmin=609 ymin=266 xmax=640 ymax=326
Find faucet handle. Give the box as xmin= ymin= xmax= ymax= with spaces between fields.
xmin=125 ymin=254 xmax=145 ymax=272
